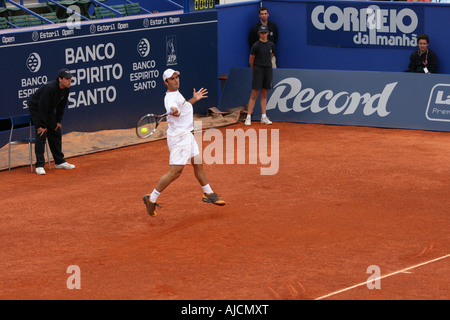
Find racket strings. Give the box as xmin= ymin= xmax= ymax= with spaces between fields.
xmin=137 ymin=115 xmax=158 ymax=138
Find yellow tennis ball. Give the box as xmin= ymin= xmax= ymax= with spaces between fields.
xmin=141 ymin=127 xmax=148 ymax=134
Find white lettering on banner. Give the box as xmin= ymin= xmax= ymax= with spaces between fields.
xmin=267 ymin=77 xmax=396 ymax=117
xmin=2 ymin=36 xmax=15 ymax=44
xmin=65 ymin=43 xmax=115 ymax=64
xmin=18 ymin=88 xmax=39 ymax=100
xmin=133 ymin=60 xmax=156 ymax=70
xmin=130 ymin=44 xmax=159 ymax=91
xmin=431 ymin=108 xmax=450 ymax=116
xmin=21 ymin=76 xmax=48 ymax=88
xmin=18 ymin=75 xmax=48 ymax=106
xmin=311 ymin=5 xmax=418 ymax=47
xmin=150 ymin=18 xmax=167 ymax=26
xmin=435 ymin=91 xmax=450 ymax=106
xmin=67 ymin=86 xmax=116 ymax=108
xmin=63 ymin=42 xmax=123 ymax=108
xmin=39 ymin=30 xmax=60 ymax=39
xmin=97 ymin=24 xmax=116 ymax=32
xmin=70 ymin=64 xmax=123 ymax=86
xmin=62 ymin=29 xmax=75 ymax=37
xmin=130 ymin=60 xmax=159 ymax=90
xmin=117 ymin=23 xmax=129 ymax=30
xmin=353 ymin=32 xmax=417 ymax=47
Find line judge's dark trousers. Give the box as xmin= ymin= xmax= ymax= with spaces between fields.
xmin=30 ymin=112 xmax=65 ymax=168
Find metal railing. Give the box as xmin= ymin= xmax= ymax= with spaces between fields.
xmin=0 ymin=0 xmax=158 ymax=28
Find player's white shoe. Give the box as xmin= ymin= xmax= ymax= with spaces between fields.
xmin=260 ymin=116 xmax=272 ymax=125
xmin=245 ymin=118 xmax=251 ymax=126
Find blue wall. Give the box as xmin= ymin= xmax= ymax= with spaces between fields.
xmin=217 ymin=1 xmax=260 ymax=85
xmin=217 ymin=0 xmax=450 ymax=77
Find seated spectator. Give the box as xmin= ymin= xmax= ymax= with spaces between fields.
xmin=405 ymin=34 xmax=438 ymax=74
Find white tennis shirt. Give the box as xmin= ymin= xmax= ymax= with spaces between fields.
xmin=164 ymin=90 xmax=194 ymax=137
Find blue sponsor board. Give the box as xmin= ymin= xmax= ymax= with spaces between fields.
xmin=306 ymin=2 xmax=424 ymax=49
xmin=0 ymin=11 xmax=218 ymax=147
xmin=219 ymin=68 xmax=450 ymax=132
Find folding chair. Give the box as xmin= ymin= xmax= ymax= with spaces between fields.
xmin=0 ymin=17 xmax=9 ymax=29
xmin=7 ymin=114 xmax=51 ymax=172
xmin=125 ymin=3 xmax=141 ymax=16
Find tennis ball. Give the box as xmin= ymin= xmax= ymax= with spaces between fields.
xmin=141 ymin=127 xmax=148 ymax=134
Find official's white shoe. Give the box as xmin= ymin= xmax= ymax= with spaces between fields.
xmin=55 ymin=162 xmax=75 ymax=169
xmin=260 ymin=116 xmax=272 ymax=125
xmin=245 ymin=118 xmax=251 ymax=126
xmin=36 ymin=167 xmax=46 ymax=175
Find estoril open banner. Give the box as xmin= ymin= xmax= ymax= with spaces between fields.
xmin=307 ymin=2 xmax=424 ymax=49
xmin=0 ymin=11 xmax=218 ymax=135
xmin=219 ymin=68 xmax=450 ymax=132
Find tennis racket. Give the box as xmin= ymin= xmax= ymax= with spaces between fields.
xmin=136 ymin=109 xmax=173 ymax=139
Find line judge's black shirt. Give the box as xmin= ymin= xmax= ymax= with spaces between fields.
xmin=250 ymin=40 xmax=276 ymax=68
xmin=27 ymin=80 xmax=70 ymax=129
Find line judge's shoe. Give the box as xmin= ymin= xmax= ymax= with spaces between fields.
xmin=202 ymin=193 xmax=226 ymax=206
xmin=55 ymin=162 xmax=75 ymax=169
xmin=260 ymin=116 xmax=272 ymax=125
xmin=142 ymin=194 xmax=159 ymax=217
xmin=35 ymin=167 xmax=46 ymax=175
xmin=245 ymin=118 xmax=251 ymax=126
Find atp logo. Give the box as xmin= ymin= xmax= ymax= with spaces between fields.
xmin=425 ymin=84 xmax=450 ymax=122
xmin=166 ymin=35 xmax=177 ymax=66
xmin=137 ymin=38 xmax=150 ymax=57
xmin=26 ymin=52 xmax=41 ymax=73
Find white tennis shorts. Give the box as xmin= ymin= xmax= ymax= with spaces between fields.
xmin=167 ymin=132 xmax=200 ymax=165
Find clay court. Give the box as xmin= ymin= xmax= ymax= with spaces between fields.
xmin=0 ymin=121 xmax=449 ymax=300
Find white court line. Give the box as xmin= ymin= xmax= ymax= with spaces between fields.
xmin=315 ymin=253 xmax=450 ymax=300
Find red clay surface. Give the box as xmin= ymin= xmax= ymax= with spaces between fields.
xmin=0 ymin=122 xmax=449 ymax=300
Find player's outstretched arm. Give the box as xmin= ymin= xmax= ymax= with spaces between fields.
xmin=188 ymin=88 xmax=208 ymax=105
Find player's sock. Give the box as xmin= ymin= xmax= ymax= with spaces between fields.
xmin=246 ymin=114 xmax=251 ymax=120
xmin=202 ymin=184 xmax=213 ymax=194
xmin=262 ymin=113 xmax=267 ymax=118
xmin=150 ymin=189 xmax=160 ymax=203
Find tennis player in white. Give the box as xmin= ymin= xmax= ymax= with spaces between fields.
xmin=143 ymin=69 xmax=225 ymax=217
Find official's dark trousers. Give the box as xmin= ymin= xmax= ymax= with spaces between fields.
xmin=30 ymin=112 xmax=65 ymax=168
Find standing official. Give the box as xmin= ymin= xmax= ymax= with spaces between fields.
xmin=28 ymin=68 xmax=76 ymax=175
xmin=248 ymin=6 xmax=279 ymax=68
xmin=245 ymin=25 xmax=276 ymax=126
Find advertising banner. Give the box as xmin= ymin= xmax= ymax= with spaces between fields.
xmin=219 ymin=68 xmax=450 ymax=132
xmin=306 ymin=2 xmax=424 ymax=49
xmin=0 ymin=11 xmax=218 ymax=140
